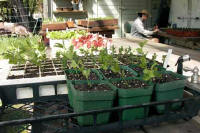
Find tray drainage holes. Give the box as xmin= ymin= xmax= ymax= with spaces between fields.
xmin=39 ymin=85 xmax=55 ymax=96
xmin=57 ymin=84 xmax=68 ymax=95
xmin=16 ymin=87 xmax=33 ymax=99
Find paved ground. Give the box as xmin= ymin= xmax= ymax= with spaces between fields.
xmin=122 ymin=120 xmax=200 ymax=133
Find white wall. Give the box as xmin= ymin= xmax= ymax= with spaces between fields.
xmin=169 ymin=0 xmax=200 ymax=28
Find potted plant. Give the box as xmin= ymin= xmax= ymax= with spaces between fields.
xmin=131 ymin=42 xmax=186 ymax=113
xmin=110 ymin=77 xmax=153 ymax=121
xmin=97 ymin=48 xmax=138 ymax=81
xmin=153 ymin=71 xmax=186 ymax=113
xmin=57 ymin=36 xmax=116 ymax=126
xmin=109 ymin=46 xmax=160 ymax=121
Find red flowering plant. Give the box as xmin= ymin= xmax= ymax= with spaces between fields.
xmin=71 ymin=33 xmax=112 ymax=53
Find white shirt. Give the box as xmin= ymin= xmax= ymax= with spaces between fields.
xmin=131 ymin=17 xmax=154 ymax=38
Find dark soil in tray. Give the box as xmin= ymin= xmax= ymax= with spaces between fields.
xmin=24 ymin=73 xmax=39 ymax=78
xmin=25 ymin=69 xmax=39 ymax=73
xmin=100 ymin=69 xmax=134 ymax=79
xmin=118 ymin=57 xmax=138 ymax=65
xmin=11 ymin=67 xmax=25 ymax=71
xmin=74 ymin=83 xmax=111 ymax=91
xmin=113 ymin=79 xmax=147 ymax=89
xmin=66 ymin=71 xmax=98 ymax=80
xmin=84 ymin=64 xmax=98 ymax=69
xmin=56 ymin=68 xmax=63 ymax=71
xmin=26 ymin=66 xmax=39 ymax=69
xmin=54 ymin=64 xmax=62 ymax=68
xmin=129 ymin=66 xmax=143 ymax=74
xmin=153 ymin=73 xmax=181 ymax=84
xmin=7 ymin=59 xmax=66 ymax=79
xmin=41 ymin=68 xmax=55 ymax=72
xmin=57 ymin=71 xmax=65 ymax=75
xmin=130 ymin=64 xmax=163 ymax=75
xmin=41 ymin=65 xmax=53 ymax=68
xmin=42 ymin=72 xmax=57 ymax=77
xmin=7 ymin=75 xmax=24 ymax=79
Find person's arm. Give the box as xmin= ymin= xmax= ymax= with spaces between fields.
xmin=136 ymin=21 xmax=154 ymax=36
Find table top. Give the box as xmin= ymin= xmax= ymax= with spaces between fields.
xmin=158 ymin=31 xmax=200 ymax=41
xmin=186 ymin=82 xmax=200 ymax=93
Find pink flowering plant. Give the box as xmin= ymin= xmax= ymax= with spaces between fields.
xmin=71 ymin=33 xmax=112 ymax=53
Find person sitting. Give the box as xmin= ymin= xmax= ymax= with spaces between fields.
xmin=131 ymin=9 xmax=159 ymax=43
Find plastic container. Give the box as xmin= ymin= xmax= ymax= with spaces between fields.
xmin=65 ymin=68 xmax=103 ymax=107
xmin=69 ymin=80 xmax=116 ymax=126
xmin=154 ymin=71 xmax=186 ymax=113
xmin=111 ymin=78 xmax=153 ymax=121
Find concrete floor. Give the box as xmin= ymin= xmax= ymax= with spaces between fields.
xmin=122 ymin=120 xmax=200 ymax=133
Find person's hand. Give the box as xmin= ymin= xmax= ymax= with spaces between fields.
xmin=153 ymin=29 xmax=159 ymax=33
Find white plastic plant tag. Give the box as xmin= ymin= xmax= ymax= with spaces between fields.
xmin=46 ymin=28 xmax=48 ymax=33
xmin=163 ymin=49 xmax=173 ymax=68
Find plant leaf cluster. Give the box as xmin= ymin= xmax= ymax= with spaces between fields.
xmin=1 ymin=36 xmax=46 ymax=66
xmin=47 ymin=30 xmax=87 ymax=40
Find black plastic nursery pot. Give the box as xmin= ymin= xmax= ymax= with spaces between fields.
xmin=98 ymin=65 xmax=138 ymax=81
xmin=110 ymin=78 xmax=153 ymax=121
xmin=65 ymin=68 xmax=103 ymax=107
xmin=68 ymin=80 xmax=116 ymax=126
xmin=154 ymin=71 xmax=186 ymax=113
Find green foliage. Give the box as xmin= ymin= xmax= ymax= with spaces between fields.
xmin=0 ymin=37 xmax=10 ymax=59
xmin=1 ymin=36 xmax=46 ymax=66
xmin=135 ymin=41 xmax=161 ymax=81
xmin=142 ymin=53 xmax=161 ymax=81
xmin=0 ymin=105 xmax=31 ymax=133
xmin=98 ymin=48 xmax=120 ymax=73
xmin=162 ymin=55 xmax=167 ymax=63
xmin=43 ymin=17 xmax=66 ymax=24
xmin=56 ymin=44 xmax=92 ymax=81
xmin=47 ymin=30 xmax=87 ymax=40
xmin=88 ymin=16 xmax=115 ymax=21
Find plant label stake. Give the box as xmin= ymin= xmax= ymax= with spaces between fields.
xmin=163 ymin=49 xmax=173 ymax=69
xmin=46 ymin=28 xmax=48 ymax=33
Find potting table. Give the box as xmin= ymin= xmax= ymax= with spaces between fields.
xmin=157 ymin=30 xmax=200 ymax=49
xmin=0 ymin=77 xmax=199 ymax=133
